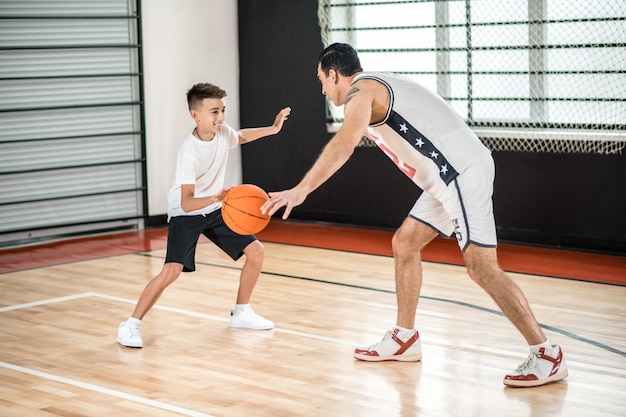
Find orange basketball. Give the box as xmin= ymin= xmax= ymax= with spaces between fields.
xmin=221 ymin=184 xmax=271 ymax=235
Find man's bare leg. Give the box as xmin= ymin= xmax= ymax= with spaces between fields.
xmin=463 ymin=244 xmax=545 ymax=345
xmin=392 ymin=218 xmax=438 ymax=329
xmin=353 ymin=217 xmax=436 ymax=361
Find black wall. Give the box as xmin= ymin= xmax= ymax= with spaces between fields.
xmin=238 ymin=0 xmax=626 ymax=254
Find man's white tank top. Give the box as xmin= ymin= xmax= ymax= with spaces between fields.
xmin=353 ymin=72 xmax=490 ymax=199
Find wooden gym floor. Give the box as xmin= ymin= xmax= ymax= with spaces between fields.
xmin=1 ymin=220 xmax=625 ymax=416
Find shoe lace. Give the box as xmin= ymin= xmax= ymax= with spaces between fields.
xmin=128 ymin=325 xmax=141 ymax=338
xmin=516 ymin=353 xmax=539 ymax=373
xmin=234 ymin=308 xmax=267 ymax=322
xmin=251 ymin=312 xmax=269 ymax=321
xmin=363 ymin=331 xmax=393 ymax=352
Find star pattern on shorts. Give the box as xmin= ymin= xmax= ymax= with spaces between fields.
xmin=414 ymin=138 xmax=424 ymax=147
xmin=399 ymin=123 xmax=408 ymax=133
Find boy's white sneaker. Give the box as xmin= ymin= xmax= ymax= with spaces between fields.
xmin=117 ymin=321 xmax=143 ymax=348
xmin=230 ymin=305 xmax=274 ymax=330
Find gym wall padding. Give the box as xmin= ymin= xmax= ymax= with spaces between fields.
xmin=237 ymin=0 xmax=626 ymax=254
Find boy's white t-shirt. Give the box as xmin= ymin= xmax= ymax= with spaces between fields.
xmin=167 ymin=123 xmax=239 ymax=219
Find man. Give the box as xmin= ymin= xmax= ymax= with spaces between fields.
xmin=261 ymin=43 xmax=567 ymax=387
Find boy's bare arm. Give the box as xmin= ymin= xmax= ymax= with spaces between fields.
xmin=238 ymin=107 xmax=291 ymax=144
xmin=180 ymin=184 xmax=231 ymax=213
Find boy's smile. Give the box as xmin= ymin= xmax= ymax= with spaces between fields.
xmin=191 ymin=97 xmax=226 ymax=140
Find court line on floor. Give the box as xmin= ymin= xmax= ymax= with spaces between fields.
xmin=93 ymin=292 xmax=359 ymax=347
xmin=93 ymin=292 xmax=626 ymax=376
xmin=0 ymin=292 xmax=355 ymax=416
xmin=136 ymin=252 xmax=626 ymax=360
xmin=0 ymin=360 xmax=216 ymax=417
xmin=0 ymin=292 xmax=355 ymax=347
xmin=0 ymin=292 xmax=529 ymax=361
xmin=0 ymin=293 xmax=218 ymax=416
xmin=2 ymin=292 xmax=626 ymax=380
xmin=0 ymin=293 xmax=93 ymax=312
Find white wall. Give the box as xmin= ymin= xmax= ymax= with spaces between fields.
xmin=141 ymin=0 xmax=241 ymax=216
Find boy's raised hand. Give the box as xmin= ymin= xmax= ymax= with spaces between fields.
xmin=273 ymin=107 xmax=291 ymax=133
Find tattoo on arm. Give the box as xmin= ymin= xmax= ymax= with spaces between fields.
xmin=344 ymin=87 xmax=360 ymax=105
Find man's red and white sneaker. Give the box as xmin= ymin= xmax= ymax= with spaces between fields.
xmin=354 ymin=327 xmax=422 ymax=362
xmin=504 ymin=344 xmax=568 ymax=387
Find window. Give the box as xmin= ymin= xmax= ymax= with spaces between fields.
xmin=318 ymin=0 xmax=626 ymax=154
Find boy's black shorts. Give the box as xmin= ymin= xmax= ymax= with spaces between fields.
xmin=165 ymin=210 xmax=257 ymax=272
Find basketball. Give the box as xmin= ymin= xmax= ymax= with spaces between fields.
xmin=221 ymin=184 xmax=271 ymax=235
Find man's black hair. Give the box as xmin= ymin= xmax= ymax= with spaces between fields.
xmin=318 ymin=43 xmax=363 ymax=76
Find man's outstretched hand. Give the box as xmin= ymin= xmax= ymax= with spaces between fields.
xmin=260 ymin=187 xmax=308 ymax=220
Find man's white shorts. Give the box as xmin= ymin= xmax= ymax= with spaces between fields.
xmin=409 ymin=156 xmax=497 ymax=251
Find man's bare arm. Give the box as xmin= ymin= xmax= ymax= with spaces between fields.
xmin=261 ymin=81 xmax=375 ymax=218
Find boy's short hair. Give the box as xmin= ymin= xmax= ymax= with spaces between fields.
xmin=187 ymin=83 xmax=227 ymax=110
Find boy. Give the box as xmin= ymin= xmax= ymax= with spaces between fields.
xmin=118 ymin=82 xmax=290 ymax=348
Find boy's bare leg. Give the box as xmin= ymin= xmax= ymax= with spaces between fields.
xmin=130 ymin=262 xmax=184 ymax=319
xmin=235 ymin=240 xmax=265 ymax=304
xmin=118 ymin=262 xmax=183 ymax=347
xmin=229 ymin=240 xmax=273 ymax=329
